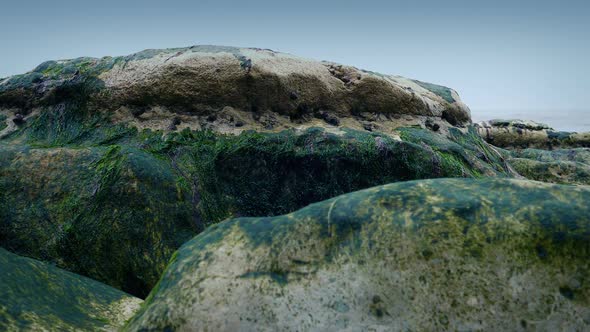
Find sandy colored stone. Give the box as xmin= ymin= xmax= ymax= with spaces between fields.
xmin=0 ymin=45 xmax=471 ymax=137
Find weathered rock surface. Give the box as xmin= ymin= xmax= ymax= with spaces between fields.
xmin=0 ymin=46 xmax=489 ymax=299
xmin=0 ymin=248 xmax=141 ymax=331
xmin=0 ymin=144 xmax=197 ymax=298
xmin=0 ymin=124 xmax=512 ymax=298
xmin=0 ymin=45 xmax=589 ymax=332
xmin=0 ymin=45 xmax=470 ymax=139
xmin=476 ymin=119 xmax=590 ymax=149
xmin=508 ymin=148 xmax=590 ymax=185
xmin=126 ymin=178 xmax=590 ymax=331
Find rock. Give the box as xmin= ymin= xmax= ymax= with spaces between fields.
xmin=474 ymin=121 xmax=590 ymax=184
xmin=475 ymin=119 xmax=590 ymax=149
xmin=0 ymin=125 xmax=513 ymax=298
xmin=509 ymin=157 xmax=590 ymax=185
xmin=0 ymin=248 xmax=141 ymax=331
xmin=374 ymin=136 xmax=387 ymax=152
xmin=508 ymin=148 xmax=590 ymax=185
xmin=1 ymin=44 xmax=588 ymax=332
xmin=126 ymin=178 xmax=590 ymax=331
xmin=489 ymin=119 xmax=551 ymax=131
xmin=0 ymin=45 xmax=471 ymax=132
xmin=324 ymin=114 xmax=340 ymax=126
xmin=442 ymin=109 xmax=463 ymax=126
xmin=0 ymin=145 xmax=197 ymax=298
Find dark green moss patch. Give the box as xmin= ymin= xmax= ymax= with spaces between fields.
xmin=0 ymin=107 xmax=517 ymax=298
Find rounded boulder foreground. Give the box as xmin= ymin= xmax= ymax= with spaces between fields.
xmin=126 ymin=178 xmax=590 ymax=331
xmin=0 ymin=248 xmax=142 ymax=331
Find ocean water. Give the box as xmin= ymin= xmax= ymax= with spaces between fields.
xmin=471 ymin=110 xmax=590 ymax=133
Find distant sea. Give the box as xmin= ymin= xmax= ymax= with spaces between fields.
xmin=471 ymin=110 xmax=590 ymax=133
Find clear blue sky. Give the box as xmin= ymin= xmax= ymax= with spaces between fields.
xmin=1 ymin=0 xmax=588 ymax=128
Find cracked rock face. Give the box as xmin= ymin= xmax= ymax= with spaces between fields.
xmin=126 ymin=178 xmax=590 ymax=331
xmin=0 ymin=45 xmax=471 ymax=137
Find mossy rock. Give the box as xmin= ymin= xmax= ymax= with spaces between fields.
xmin=507 ymin=148 xmax=590 ymax=185
xmin=509 ymin=158 xmax=590 ymax=185
xmin=514 ymin=148 xmax=590 ymax=165
xmin=126 ymin=178 xmax=590 ymax=331
xmin=0 ymin=45 xmax=471 ymax=126
xmin=0 ymin=145 xmax=196 ymax=298
xmin=0 ymin=110 xmax=514 ymax=298
xmin=0 ymin=248 xmax=141 ymax=331
xmin=476 ymin=120 xmax=590 ymax=149
xmin=0 ymin=100 xmax=522 ymax=301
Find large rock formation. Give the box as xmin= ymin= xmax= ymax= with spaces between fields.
xmin=0 ymin=248 xmax=141 ymax=331
xmin=0 ymin=45 xmax=471 ymax=139
xmin=0 ymin=144 xmax=196 ymax=298
xmin=474 ymin=120 xmax=590 ymax=185
xmin=508 ymin=148 xmax=590 ymax=185
xmin=475 ymin=119 xmax=590 ymax=149
xmin=0 ymin=125 xmax=513 ymax=298
xmin=0 ymin=46 xmax=511 ymax=300
xmin=126 ymin=178 xmax=590 ymax=331
xmin=1 ymin=46 xmax=588 ymax=330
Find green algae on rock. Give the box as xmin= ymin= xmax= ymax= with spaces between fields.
xmin=0 ymin=144 xmax=196 ymax=299
xmin=476 ymin=119 xmax=590 ymax=149
xmin=507 ymin=148 xmax=590 ymax=185
xmin=0 ymin=248 xmax=141 ymax=331
xmin=0 ymin=45 xmax=471 ymax=136
xmin=0 ymin=122 xmax=513 ymax=298
xmin=126 ymin=178 xmax=590 ymax=331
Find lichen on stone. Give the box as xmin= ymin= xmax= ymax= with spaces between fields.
xmin=125 ymin=178 xmax=590 ymax=331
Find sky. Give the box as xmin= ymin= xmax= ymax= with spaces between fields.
xmin=1 ymin=0 xmax=588 ymax=130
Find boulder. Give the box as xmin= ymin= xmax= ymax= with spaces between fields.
xmin=0 ymin=45 xmax=471 ymax=138
xmin=0 ymin=126 xmax=512 ymax=298
xmin=475 ymin=119 xmax=590 ymax=149
xmin=126 ymin=178 xmax=590 ymax=331
xmin=508 ymin=148 xmax=590 ymax=185
xmin=0 ymin=248 xmax=141 ymax=331
xmin=0 ymin=145 xmax=196 ymax=298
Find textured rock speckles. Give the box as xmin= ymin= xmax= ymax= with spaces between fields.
xmin=125 ymin=178 xmax=590 ymax=331
xmin=475 ymin=119 xmax=590 ymax=149
xmin=0 ymin=45 xmax=471 ymax=135
xmin=0 ymin=248 xmax=142 ymax=331
xmin=508 ymin=148 xmax=590 ymax=185
xmin=2 ymin=44 xmax=589 ymax=331
xmin=0 ymin=125 xmax=511 ymax=298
